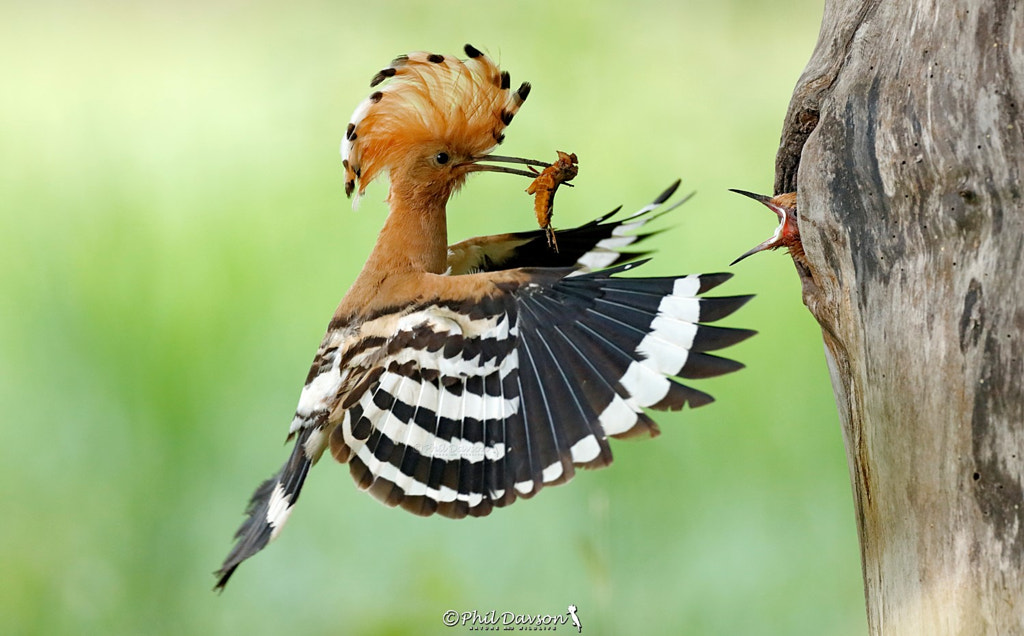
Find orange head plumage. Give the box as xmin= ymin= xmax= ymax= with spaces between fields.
xmin=340 ymin=44 xmax=534 ymax=204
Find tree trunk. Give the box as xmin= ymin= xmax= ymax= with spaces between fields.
xmin=775 ymin=1 xmax=1024 ymax=633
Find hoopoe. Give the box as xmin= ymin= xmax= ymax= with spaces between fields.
xmin=728 ymin=190 xmax=804 ymax=267
xmin=215 ymin=44 xmax=755 ymax=589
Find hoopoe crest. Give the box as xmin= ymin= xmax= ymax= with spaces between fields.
xmin=342 ymin=44 xmax=531 ymax=204
xmin=216 ymin=45 xmax=755 ymax=589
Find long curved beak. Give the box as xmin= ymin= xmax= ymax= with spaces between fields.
xmin=462 ymin=154 xmax=551 ymax=178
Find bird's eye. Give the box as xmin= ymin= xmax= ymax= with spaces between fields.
xmin=435 ymin=152 xmax=450 ymax=165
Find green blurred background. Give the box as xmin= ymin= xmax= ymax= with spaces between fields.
xmin=0 ymin=1 xmax=866 ymax=634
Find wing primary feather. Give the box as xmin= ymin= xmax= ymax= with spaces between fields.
xmin=525 ymin=309 xmax=608 ymax=468
xmin=697 ymin=295 xmax=756 ymax=322
xmin=516 ymin=299 xmax=579 ymax=485
xmin=678 ymin=351 xmax=747 ymax=379
xmin=517 ymin=332 xmax=562 ymax=484
xmin=551 ymin=321 xmax=656 ymax=438
xmin=690 ymin=324 xmax=758 ymax=352
xmin=510 ymin=328 xmax=546 ymax=496
xmin=214 ymin=428 xmax=316 ymax=590
xmin=524 ymin=292 xmax=643 ymax=433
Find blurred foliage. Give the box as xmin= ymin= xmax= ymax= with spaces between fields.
xmin=0 ymin=1 xmax=866 ymax=634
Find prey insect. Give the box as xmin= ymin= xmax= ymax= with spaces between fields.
xmin=526 ymin=150 xmax=578 ymax=252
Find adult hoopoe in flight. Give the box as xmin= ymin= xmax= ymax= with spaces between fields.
xmin=215 ymin=44 xmax=755 ymax=589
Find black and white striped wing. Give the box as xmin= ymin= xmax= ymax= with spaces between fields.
xmin=329 ymin=262 xmax=754 ymax=519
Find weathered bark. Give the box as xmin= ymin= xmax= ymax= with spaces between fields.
xmin=776 ymin=1 xmax=1024 ymax=633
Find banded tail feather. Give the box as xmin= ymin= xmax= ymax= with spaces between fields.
xmin=214 ymin=427 xmax=321 ymax=590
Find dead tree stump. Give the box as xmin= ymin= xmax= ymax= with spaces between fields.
xmin=775 ymin=1 xmax=1024 ymax=633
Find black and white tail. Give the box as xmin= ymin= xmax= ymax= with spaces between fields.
xmin=214 ymin=428 xmax=316 ymax=590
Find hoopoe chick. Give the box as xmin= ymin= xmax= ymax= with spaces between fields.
xmin=729 ymin=190 xmax=804 ymax=267
xmin=215 ymin=44 xmax=756 ymax=589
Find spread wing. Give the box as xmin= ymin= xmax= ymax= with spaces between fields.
xmin=327 ymin=261 xmax=754 ymax=519
xmin=446 ymin=180 xmax=688 ymax=275
xmin=216 ymin=182 xmax=740 ymax=588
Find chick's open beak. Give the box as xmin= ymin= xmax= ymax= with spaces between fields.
xmin=729 ymin=189 xmax=798 ymax=265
